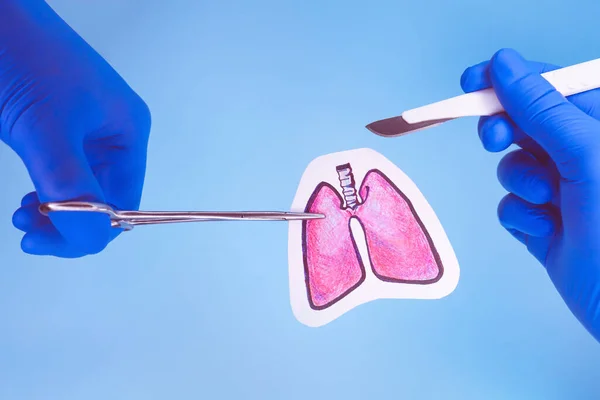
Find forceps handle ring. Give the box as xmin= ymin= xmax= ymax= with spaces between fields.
xmin=38 ymin=201 xmax=134 ymax=230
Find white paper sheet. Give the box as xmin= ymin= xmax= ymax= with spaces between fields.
xmin=288 ymin=148 xmax=459 ymax=327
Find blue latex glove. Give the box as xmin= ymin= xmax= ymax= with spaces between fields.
xmin=461 ymin=48 xmax=600 ymax=341
xmin=0 ymin=0 xmax=151 ymax=257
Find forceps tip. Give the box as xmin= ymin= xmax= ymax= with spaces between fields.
xmin=286 ymin=212 xmax=325 ymax=221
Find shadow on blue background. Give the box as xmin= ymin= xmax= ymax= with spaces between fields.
xmin=1 ymin=0 xmax=599 ymax=399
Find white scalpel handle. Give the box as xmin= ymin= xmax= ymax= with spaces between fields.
xmin=402 ymin=57 xmax=600 ymax=124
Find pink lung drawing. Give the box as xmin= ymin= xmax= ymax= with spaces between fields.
xmin=302 ymin=164 xmax=443 ymax=310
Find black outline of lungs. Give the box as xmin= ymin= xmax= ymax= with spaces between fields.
xmin=301 ymin=167 xmax=444 ymax=310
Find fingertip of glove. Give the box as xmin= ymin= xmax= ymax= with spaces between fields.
xmin=460 ymin=65 xmax=484 ymax=93
xmin=12 ymin=208 xmax=26 ymax=231
xmin=21 ymin=192 xmax=39 ymax=207
xmin=478 ymin=116 xmax=514 ymax=152
xmin=20 ymin=233 xmax=45 ymax=256
xmin=459 ymin=68 xmax=471 ymax=92
xmin=490 ymin=48 xmax=530 ymax=85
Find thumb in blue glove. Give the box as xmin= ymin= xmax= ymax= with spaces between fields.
xmin=1 ymin=1 xmax=151 ymax=257
xmin=461 ymin=48 xmax=600 ymax=340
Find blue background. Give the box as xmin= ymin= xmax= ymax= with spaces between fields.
xmin=1 ymin=0 xmax=600 ymax=399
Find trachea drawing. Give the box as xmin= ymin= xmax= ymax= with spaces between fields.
xmin=302 ymin=163 xmax=443 ymax=310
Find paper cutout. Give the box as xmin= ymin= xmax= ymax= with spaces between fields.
xmin=288 ymin=148 xmax=459 ymax=327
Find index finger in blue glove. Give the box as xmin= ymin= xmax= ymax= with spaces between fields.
xmin=488 ymin=49 xmax=600 ymax=181
xmin=462 ymin=61 xmax=556 ymax=153
xmin=461 ymin=57 xmax=600 ymax=118
xmin=461 ymin=56 xmax=600 ymax=155
xmin=460 ymin=60 xmax=558 ymax=93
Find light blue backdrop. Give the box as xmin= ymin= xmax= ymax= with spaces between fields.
xmin=1 ymin=0 xmax=600 ymax=399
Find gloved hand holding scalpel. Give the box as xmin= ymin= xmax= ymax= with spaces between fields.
xmin=368 ymin=48 xmax=600 ymax=342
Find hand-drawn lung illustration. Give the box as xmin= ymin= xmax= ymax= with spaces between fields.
xmin=289 ymin=148 xmax=459 ymax=327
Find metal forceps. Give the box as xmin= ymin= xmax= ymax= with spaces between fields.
xmin=39 ymin=201 xmax=324 ymax=231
